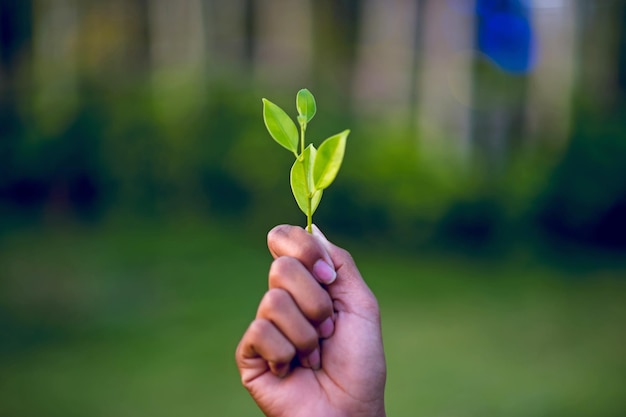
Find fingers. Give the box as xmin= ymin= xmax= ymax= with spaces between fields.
xmin=238 ymin=223 xmax=374 ymax=384
xmin=268 ymin=223 xmax=378 ymax=318
xmin=258 ymin=288 xmax=323 ymax=370
xmin=267 ymin=225 xmax=337 ymax=284
xmin=236 ymin=318 xmax=295 ymax=380
xmin=237 ymin=290 xmax=324 ymax=380
xmin=257 ymin=288 xmax=320 ymax=356
xmin=269 ymin=256 xmax=334 ymax=327
xmin=237 ymin=255 xmax=333 ymax=381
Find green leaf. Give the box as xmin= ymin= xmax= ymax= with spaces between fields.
xmin=302 ymin=143 xmax=316 ymax=191
xmin=313 ymin=129 xmax=349 ymax=190
xmin=262 ymin=98 xmax=299 ymax=154
xmin=290 ymin=158 xmax=308 ymax=215
xmin=303 ymin=145 xmax=323 ymax=214
xmin=290 ymin=145 xmax=323 ymax=216
xmin=310 ymin=189 xmax=323 ymax=215
xmin=296 ymin=89 xmax=316 ymax=125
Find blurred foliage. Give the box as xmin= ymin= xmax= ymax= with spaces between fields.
xmin=2 ymin=76 xmax=626 ymax=253
xmin=534 ymin=105 xmax=626 ymax=249
xmin=1 ymin=0 xmax=625 ymax=254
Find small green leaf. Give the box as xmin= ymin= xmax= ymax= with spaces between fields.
xmin=290 ymin=145 xmax=323 ymax=216
xmin=263 ymin=98 xmax=299 ymax=154
xmin=313 ymin=129 xmax=349 ymax=190
xmin=303 ymin=145 xmax=323 ymax=214
xmin=310 ymin=189 xmax=323 ymax=215
xmin=296 ymin=89 xmax=316 ymax=125
xmin=303 ymin=143 xmax=316 ymax=191
xmin=290 ymin=158 xmax=308 ymax=215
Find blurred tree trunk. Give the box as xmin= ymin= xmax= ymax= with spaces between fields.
xmin=576 ymin=0 xmax=624 ymax=113
xmin=616 ymin=0 xmax=626 ymax=107
xmin=470 ymin=0 xmax=532 ymax=172
xmin=415 ymin=0 xmax=475 ymax=165
xmin=312 ymin=0 xmax=361 ymax=104
xmin=148 ymin=0 xmax=207 ymax=76
xmin=146 ymin=0 xmax=212 ymax=211
xmin=148 ymin=0 xmax=208 ymax=125
xmin=31 ymin=0 xmax=79 ymax=136
xmin=253 ymin=0 xmax=313 ymax=89
xmin=131 ymin=0 xmax=152 ymax=76
xmin=204 ymin=0 xmax=247 ymax=75
xmin=525 ymin=1 xmax=577 ymax=150
xmin=352 ymin=0 xmax=419 ymax=123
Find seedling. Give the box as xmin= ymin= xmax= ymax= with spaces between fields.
xmin=262 ymin=89 xmax=348 ymax=233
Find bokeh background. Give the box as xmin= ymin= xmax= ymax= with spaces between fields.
xmin=1 ymin=0 xmax=626 ymax=416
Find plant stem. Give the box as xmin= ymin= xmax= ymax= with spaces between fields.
xmin=306 ymin=196 xmax=313 ymax=233
xmin=300 ymin=120 xmax=312 ymax=233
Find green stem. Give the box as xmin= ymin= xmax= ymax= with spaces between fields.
xmin=300 ymin=120 xmax=312 ymax=233
xmin=300 ymin=122 xmax=306 ymax=156
xmin=306 ymin=196 xmax=313 ymax=233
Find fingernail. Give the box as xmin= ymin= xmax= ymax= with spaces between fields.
xmin=308 ymin=348 xmax=321 ymax=371
xmin=313 ymin=259 xmax=336 ymax=284
xmin=318 ymin=317 xmax=334 ymax=339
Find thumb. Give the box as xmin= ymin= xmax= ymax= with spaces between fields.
xmin=311 ymin=225 xmax=379 ymax=317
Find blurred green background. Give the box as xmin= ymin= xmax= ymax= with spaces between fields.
xmin=1 ymin=1 xmax=626 ymax=416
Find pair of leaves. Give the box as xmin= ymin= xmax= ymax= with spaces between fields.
xmin=262 ymin=89 xmax=348 ymax=220
xmin=290 ymin=130 xmax=348 ymax=216
xmin=262 ymin=89 xmax=318 ymax=156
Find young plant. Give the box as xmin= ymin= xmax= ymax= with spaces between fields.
xmin=262 ymin=89 xmax=348 ymax=233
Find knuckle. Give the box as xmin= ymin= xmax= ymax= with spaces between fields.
xmin=308 ymin=296 xmax=333 ymax=322
xmin=293 ymin=239 xmax=321 ymax=267
xmin=238 ymin=319 xmax=297 ymax=374
xmin=247 ymin=318 xmax=272 ymax=340
xmin=269 ymin=343 xmax=295 ymax=364
xmin=247 ymin=319 xmax=295 ymax=363
xmin=260 ymin=288 xmax=291 ymax=314
xmin=248 ymin=319 xmax=296 ymax=363
xmin=299 ymin=328 xmax=319 ymax=353
xmin=268 ymin=256 xmax=298 ymax=287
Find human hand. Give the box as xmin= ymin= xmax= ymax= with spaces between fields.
xmin=235 ymin=224 xmax=386 ymax=417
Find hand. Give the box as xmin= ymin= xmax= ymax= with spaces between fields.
xmin=235 ymin=224 xmax=386 ymax=417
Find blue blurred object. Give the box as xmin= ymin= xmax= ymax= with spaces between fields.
xmin=476 ymin=0 xmax=536 ymax=73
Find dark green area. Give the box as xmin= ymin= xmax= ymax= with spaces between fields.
xmin=2 ymin=79 xmax=626 ymax=253
xmin=1 ymin=219 xmax=625 ymax=417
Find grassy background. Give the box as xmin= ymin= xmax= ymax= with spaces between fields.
xmin=1 ymin=218 xmax=625 ymax=417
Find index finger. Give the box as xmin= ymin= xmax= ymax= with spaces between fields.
xmin=267 ymin=225 xmax=337 ymax=285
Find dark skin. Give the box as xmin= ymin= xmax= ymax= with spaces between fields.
xmin=235 ymin=224 xmax=386 ymax=417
